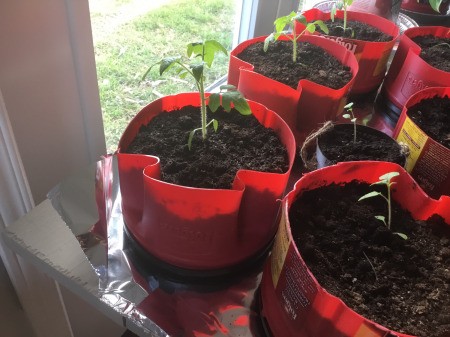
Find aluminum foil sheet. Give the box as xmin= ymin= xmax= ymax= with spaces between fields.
xmin=48 ymin=155 xmax=267 ymax=337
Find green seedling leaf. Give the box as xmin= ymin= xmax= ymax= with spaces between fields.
xmin=375 ymin=215 xmax=385 ymax=222
xmin=429 ymin=0 xmax=442 ymax=12
xmin=187 ymin=41 xmax=227 ymax=68
xmin=187 ymin=42 xmax=203 ymax=58
xmin=233 ymin=97 xmax=252 ymax=115
xmin=379 ymin=172 xmax=400 ymax=182
xmin=374 ymin=215 xmax=387 ymax=227
xmin=208 ymin=93 xmax=220 ymax=112
xmin=294 ymin=13 xmax=308 ymax=26
xmin=187 ymin=129 xmax=198 ymax=150
xmin=274 ymin=12 xmax=296 ymax=33
xmin=306 ymin=24 xmax=316 ymax=33
xmin=351 ymin=118 xmax=357 ymax=123
xmin=394 ymin=232 xmax=408 ymax=240
xmin=343 ymin=113 xmax=351 ymax=119
xmin=222 ymin=93 xmax=232 ymax=112
xmin=358 ymin=191 xmax=382 ymax=201
xmin=264 ymin=34 xmax=275 ymax=52
xmin=203 ymin=40 xmax=228 ymax=67
xmin=212 ymin=119 xmax=218 ymax=132
xmin=344 ymin=102 xmax=354 ymax=109
xmin=220 ymin=84 xmax=237 ymax=90
xmin=190 ymin=63 xmax=204 ymax=83
xmin=315 ymin=20 xmax=329 ymax=34
xmin=159 ymin=56 xmax=182 ymax=75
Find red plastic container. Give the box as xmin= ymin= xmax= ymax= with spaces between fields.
xmin=228 ymin=34 xmax=358 ymax=140
xmin=299 ymin=9 xmax=399 ymax=95
xmin=380 ymin=26 xmax=450 ymax=115
xmin=116 ymin=93 xmax=296 ymax=272
xmin=260 ymin=161 xmax=450 ymax=337
xmin=393 ymin=86 xmax=450 ymax=199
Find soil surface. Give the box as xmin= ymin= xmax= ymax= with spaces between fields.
xmin=289 ymin=181 xmax=450 ymax=337
xmin=236 ymin=41 xmax=352 ymax=90
xmin=325 ymin=19 xmax=393 ymax=42
xmin=412 ymin=35 xmax=450 ymax=73
xmin=317 ymin=124 xmax=406 ymax=165
xmin=124 ymin=105 xmax=289 ymax=189
xmin=408 ymin=95 xmax=450 ymax=149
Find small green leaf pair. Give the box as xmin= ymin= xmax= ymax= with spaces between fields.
xmin=342 ymin=102 xmax=357 ymax=143
xmin=358 ymin=171 xmax=408 ymax=240
xmin=330 ymin=0 xmax=355 ymax=38
xmin=428 ymin=0 xmax=446 ymax=12
xmin=264 ymin=11 xmax=328 ymax=62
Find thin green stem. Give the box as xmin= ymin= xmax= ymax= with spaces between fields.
xmin=343 ymin=5 xmax=348 ymax=32
xmin=175 ymin=61 xmax=207 ymax=139
xmin=362 ymin=251 xmax=378 ymax=281
xmin=199 ymin=45 xmax=207 ymax=139
xmin=199 ymin=76 xmax=207 ymax=139
xmin=293 ymin=36 xmax=297 ymax=62
xmin=387 ymin=183 xmax=392 ymax=229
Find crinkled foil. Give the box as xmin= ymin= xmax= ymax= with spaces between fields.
xmin=48 ymin=155 xmax=266 ymax=337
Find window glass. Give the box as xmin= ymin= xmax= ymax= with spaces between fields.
xmin=89 ymin=0 xmax=239 ymax=152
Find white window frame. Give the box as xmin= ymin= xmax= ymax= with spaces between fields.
xmin=0 ymin=90 xmax=73 ymax=337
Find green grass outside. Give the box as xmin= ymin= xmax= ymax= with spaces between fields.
xmin=92 ymin=0 xmax=236 ymax=152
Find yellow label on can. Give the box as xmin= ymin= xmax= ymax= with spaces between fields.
xmin=395 ymin=116 xmax=429 ymax=172
xmin=271 ymin=210 xmax=291 ymax=288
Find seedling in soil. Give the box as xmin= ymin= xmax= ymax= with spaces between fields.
xmin=362 ymin=251 xmax=378 ymax=281
xmin=342 ymin=102 xmax=357 ymax=143
xmin=264 ymin=11 xmax=329 ymax=62
xmin=430 ymin=42 xmax=450 ymax=50
xmin=358 ymin=172 xmax=408 ymax=240
xmin=143 ymin=40 xmax=251 ymax=150
xmin=428 ymin=0 xmax=448 ymax=12
xmin=330 ymin=0 xmax=355 ymax=38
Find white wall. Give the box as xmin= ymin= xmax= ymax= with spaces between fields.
xmin=0 ymin=0 xmax=106 ymax=203
xmin=0 ymin=1 xmax=124 ymax=336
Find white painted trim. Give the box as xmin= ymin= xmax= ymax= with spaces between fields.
xmin=0 ymin=89 xmax=74 ymax=337
xmin=64 ymin=0 xmax=106 ymax=162
xmin=0 ymin=93 xmax=33 ymax=219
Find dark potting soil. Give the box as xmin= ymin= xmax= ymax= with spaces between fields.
xmin=408 ymin=95 xmax=450 ymax=149
xmin=325 ymin=19 xmax=393 ymax=42
xmin=289 ymin=181 xmax=450 ymax=337
xmin=236 ymin=41 xmax=352 ymax=90
xmin=318 ymin=124 xmax=406 ymax=165
xmin=411 ymin=35 xmax=450 ymax=73
xmin=124 ymin=105 xmax=289 ymax=189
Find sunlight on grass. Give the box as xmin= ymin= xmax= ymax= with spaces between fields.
xmin=91 ymin=0 xmax=236 ymax=152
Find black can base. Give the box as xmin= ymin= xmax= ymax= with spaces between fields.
xmin=374 ymin=92 xmax=403 ymax=125
xmin=123 ymin=224 xmax=272 ymax=287
xmin=400 ymin=9 xmax=450 ymax=27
